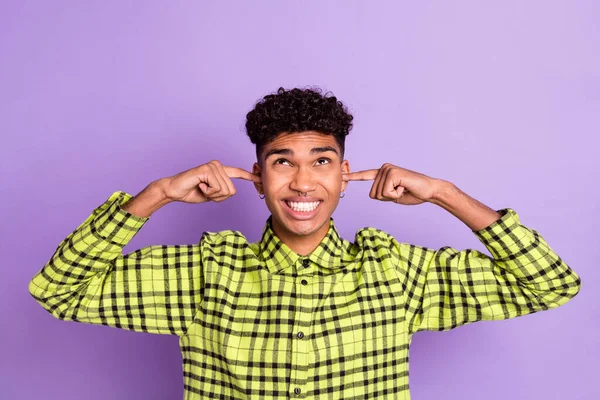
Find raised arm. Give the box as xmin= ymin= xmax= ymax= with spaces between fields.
xmin=28 ymin=161 xmax=261 ymax=336
xmin=345 ymin=163 xmax=582 ymax=335
xmin=392 ymin=207 xmax=581 ymax=335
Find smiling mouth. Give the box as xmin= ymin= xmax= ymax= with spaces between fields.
xmin=284 ymin=200 xmax=322 ymax=213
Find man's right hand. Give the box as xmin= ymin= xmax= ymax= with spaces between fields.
xmin=162 ymin=160 xmax=262 ymax=204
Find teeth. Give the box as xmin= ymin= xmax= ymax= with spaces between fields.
xmin=287 ymin=201 xmax=320 ymax=212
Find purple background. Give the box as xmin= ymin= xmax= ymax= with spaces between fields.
xmin=1 ymin=1 xmax=598 ymax=399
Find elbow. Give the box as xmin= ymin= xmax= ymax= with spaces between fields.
xmin=28 ymin=275 xmax=46 ymax=306
xmin=561 ymin=265 xmax=582 ymax=300
xmin=28 ymin=274 xmax=65 ymax=320
xmin=29 ymin=275 xmax=87 ymax=322
xmin=544 ymin=273 xmax=582 ymax=309
xmin=564 ymin=274 xmax=582 ymax=299
xmin=538 ymin=257 xmax=582 ymax=308
xmin=28 ymin=276 xmax=53 ymax=315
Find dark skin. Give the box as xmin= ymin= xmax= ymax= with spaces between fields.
xmin=252 ymin=132 xmax=350 ymax=255
xmin=124 ymin=131 xmax=501 ymax=255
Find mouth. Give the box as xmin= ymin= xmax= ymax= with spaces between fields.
xmin=282 ymin=200 xmax=323 ymax=220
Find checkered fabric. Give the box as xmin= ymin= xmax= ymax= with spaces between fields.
xmin=29 ymin=191 xmax=581 ymax=399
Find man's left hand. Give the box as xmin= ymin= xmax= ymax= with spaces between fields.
xmin=343 ymin=163 xmax=443 ymax=206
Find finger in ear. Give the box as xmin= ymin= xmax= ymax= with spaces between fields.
xmin=252 ymin=163 xmax=263 ymax=193
xmin=341 ymin=160 xmax=350 ymax=191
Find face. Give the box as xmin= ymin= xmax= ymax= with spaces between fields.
xmin=253 ymin=131 xmax=350 ymax=242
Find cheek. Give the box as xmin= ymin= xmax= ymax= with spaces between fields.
xmin=323 ymin=174 xmax=342 ymax=190
xmin=262 ymin=174 xmax=287 ymax=194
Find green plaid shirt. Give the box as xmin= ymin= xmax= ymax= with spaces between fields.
xmin=29 ymin=191 xmax=581 ymax=399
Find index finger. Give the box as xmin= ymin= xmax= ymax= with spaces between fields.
xmin=342 ymin=169 xmax=379 ymax=181
xmin=224 ymin=166 xmax=262 ymax=183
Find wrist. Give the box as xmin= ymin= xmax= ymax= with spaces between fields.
xmin=428 ymin=179 xmax=456 ymax=207
xmin=121 ymin=180 xmax=173 ymax=218
xmin=152 ymin=178 xmax=173 ymax=200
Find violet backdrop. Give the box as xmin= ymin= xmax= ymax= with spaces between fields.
xmin=1 ymin=1 xmax=598 ymax=399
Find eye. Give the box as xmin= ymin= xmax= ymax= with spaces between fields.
xmin=273 ymin=158 xmax=291 ymax=166
xmin=316 ymin=158 xmax=331 ymax=165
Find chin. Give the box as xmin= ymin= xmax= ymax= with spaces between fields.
xmin=266 ymin=196 xmax=337 ymax=238
xmin=287 ymin=220 xmax=325 ymax=236
xmin=272 ymin=210 xmax=331 ymax=239
xmin=277 ymin=215 xmax=323 ymax=234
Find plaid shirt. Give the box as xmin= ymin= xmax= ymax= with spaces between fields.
xmin=29 ymin=191 xmax=581 ymax=399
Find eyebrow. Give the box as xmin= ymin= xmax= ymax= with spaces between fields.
xmin=264 ymin=146 xmax=339 ymax=160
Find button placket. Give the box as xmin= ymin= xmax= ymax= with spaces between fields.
xmin=289 ymin=272 xmax=312 ymax=397
xmin=298 ymin=258 xmax=311 ymax=276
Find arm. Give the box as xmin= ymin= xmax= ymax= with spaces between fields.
xmin=28 ymin=184 xmax=204 ymax=336
xmin=428 ymin=180 xmax=502 ymax=232
xmin=393 ymin=196 xmax=581 ymax=335
xmin=344 ymin=165 xmax=581 ymax=335
xmin=28 ymin=162 xmax=260 ymax=336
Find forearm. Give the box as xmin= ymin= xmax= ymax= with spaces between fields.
xmin=428 ymin=180 xmax=502 ymax=232
xmin=30 ymin=191 xmax=149 ymax=317
xmin=29 ymin=189 xmax=203 ymax=334
xmin=121 ymin=179 xmax=173 ymax=218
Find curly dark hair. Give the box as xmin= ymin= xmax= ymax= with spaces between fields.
xmin=245 ymin=87 xmax=353 ymax=161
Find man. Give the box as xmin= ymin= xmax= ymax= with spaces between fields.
xmin=29 ymin=87 xmax=581 ymax=399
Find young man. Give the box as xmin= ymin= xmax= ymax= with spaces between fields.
xmin=29 ymin=87 xmax=581 ymax=399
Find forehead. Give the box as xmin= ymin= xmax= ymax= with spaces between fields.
xmin=263 ymin=131 xmax=339 ymax=153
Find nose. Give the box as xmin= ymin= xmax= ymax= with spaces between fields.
xmin=289 ymin=167 xmax=317 ymax=193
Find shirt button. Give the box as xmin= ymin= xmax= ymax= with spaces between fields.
xmin=294 ymin=387 xmax=301 ymax=395
xmin=301 ymin=279 xmax=308 ymax=286
xmin=297 ymin=331 xmax=304 ymax=339
xmin=302 ymin=259 xmax=310 ymax=268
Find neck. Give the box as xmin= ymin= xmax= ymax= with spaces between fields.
xmin=271 ymin=219 xmax=330 ymax=256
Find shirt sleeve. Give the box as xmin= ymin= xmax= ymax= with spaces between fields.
xmin=28 ymin=191 xmax=204 ymax=336
xmin=391 ymin=208 xmax=582 ymax=336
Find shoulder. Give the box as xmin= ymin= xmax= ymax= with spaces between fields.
xmin=351 ymin=226 xmax=429 ymax=257
xmin=199 ymin=229 xmax=249 ymax=248
xmin=352 ymin=226 xmax=396 ymax=248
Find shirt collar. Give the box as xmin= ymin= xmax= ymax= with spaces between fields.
xmin=258 ymin=216 xmax=346 ymax=273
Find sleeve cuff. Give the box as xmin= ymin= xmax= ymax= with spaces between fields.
xmin=473 ymin=208 xmax=536 ymax=260
xmin=90 ymin=191 xmax=149 ymax=245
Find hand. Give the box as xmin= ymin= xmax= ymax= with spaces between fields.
xmin=162 ymin=160 xmax=261 ymax=204
xmin=343 ymin=163 xmax=441 ymax=205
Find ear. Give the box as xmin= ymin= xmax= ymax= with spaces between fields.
xmin=252 ymin=162 xmax=264 ymax=194
xmin=341 ymin=159 xmax=350 ymax=192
